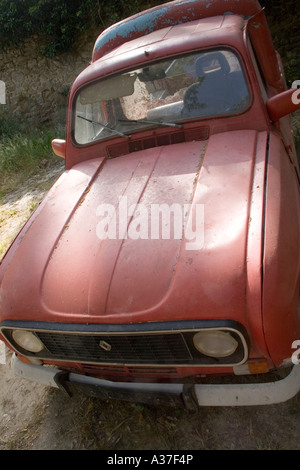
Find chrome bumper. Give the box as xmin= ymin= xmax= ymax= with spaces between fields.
xmin=11 ymin=354 xmax=300 ymax=409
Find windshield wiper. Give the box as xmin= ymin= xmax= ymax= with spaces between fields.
xmin=77 ymin=115 xmax=131 ymax=139
xmin=119 ymin=118 xmax=182 ymax=129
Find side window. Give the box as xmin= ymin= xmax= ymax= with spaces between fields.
xmin=247 ymin=38 xmax=268 ymax=102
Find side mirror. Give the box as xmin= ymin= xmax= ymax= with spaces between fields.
xmin=52 ymin=139 xmax=66 ymax=159
xmin=267 ymin=88 xmax=300 ymax=122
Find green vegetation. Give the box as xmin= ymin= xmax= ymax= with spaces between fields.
xmin=0 ymin=0 xmax=98 ymax=57
xmin=0 ymin=0 xmax=161 ymax=57
xmin=0 ymin=111 xmax=63 ymax=197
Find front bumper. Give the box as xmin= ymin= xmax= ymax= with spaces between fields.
xmin=11 ymin=354 xmax=300 ymax=409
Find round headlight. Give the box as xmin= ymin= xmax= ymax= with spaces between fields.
xmin=12 ymin=330 xmax=44 ymax=353
xmin=193 ymin=330 xmax=238 ymax=358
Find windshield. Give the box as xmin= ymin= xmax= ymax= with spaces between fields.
xmin=74 ymin=49 xmax=250 ymax=145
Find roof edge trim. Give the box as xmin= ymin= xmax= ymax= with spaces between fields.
xmin=92 ymin=0 xmax=262 ymax=63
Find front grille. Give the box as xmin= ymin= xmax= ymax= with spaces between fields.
xmin=36 ymin=331 xmax=192 ymax=365
xmin=1 ymin=320 xmax=249 ymax=367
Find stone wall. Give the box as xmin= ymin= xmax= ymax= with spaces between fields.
xmin=0 ymin=27 xmax=99 ymax=123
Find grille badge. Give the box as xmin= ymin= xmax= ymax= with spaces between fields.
xmin=99 ymin=340 xmax=112 ymax=352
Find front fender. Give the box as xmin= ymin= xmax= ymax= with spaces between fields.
xmin=262 ymin=133 xmax=300 ymax=366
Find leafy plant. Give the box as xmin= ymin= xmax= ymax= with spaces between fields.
xmin=0 ymin=0 xmax=95 ymax=56
xmin=0 ymin=0 xmax=164 ymax=57
xmin=0 ymin=115 xmax=64 ymax=196
xmin=0 ymin=110 xmax=28 ymax=139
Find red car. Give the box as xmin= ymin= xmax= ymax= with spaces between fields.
xmin=1 ymin=0 xmax=300 ymax=409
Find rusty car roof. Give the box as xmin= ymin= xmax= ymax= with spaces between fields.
xmin=72 ymin=14 xmax=246 ymax=93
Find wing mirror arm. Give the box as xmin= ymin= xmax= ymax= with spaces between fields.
xmin=267 ymin=88 xmax=300 ymax=122
xmin=52 ymin=139 xmax=66 ymax=159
